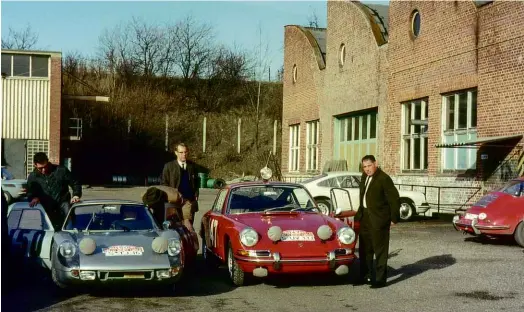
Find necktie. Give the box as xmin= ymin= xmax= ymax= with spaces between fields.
xmin=363 ymin=176 xmax=372 ymax=208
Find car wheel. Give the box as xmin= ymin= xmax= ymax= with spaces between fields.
xmin=514 ymin=222 xmax=524 ymax=248
xmin=399 ymin=199 xmax=416 ymax=221
xmin=227 ymin=242 xmax=244 ymax=286
xmin=3 ymin=191 xmax=12 ymax=205
xmin=51 ymin=265 xmax=68 ymax=290
xmin=316 ymin=198 xmax=331 ymax=215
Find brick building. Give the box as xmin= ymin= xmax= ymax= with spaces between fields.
xmin=282 ymin=0 xmax=524 ymax=212
xmin=281 ymin=1 xmax=389 ymax=180
xmin=1 ymin=49 xmax=62 ymax=178
xmin=383 ymin=0 xmax=524 ymax=212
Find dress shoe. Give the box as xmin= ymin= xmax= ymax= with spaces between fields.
xmin=370 ymin=281 xmax=387 ymax=289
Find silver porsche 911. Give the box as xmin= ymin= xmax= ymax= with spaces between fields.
xmin=7 ymin=199 xmax=197 ymax=291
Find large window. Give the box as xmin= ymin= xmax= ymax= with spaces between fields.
xmin=289 ymin=124 xmax=300 ymax=172
xmin=1 ymin=53 xmax=49 ymax=78
xmin=306 ymin=120 xmax=319 ymax=172
xmin=335 ymin=111 xmax=378 ymax=172
xmin=401 ymin=98 xmax=428 ymax=171
xmin=441 ymin=89 xmax=477 ymax=170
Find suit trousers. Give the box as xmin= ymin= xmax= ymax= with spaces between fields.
xmin=358 ymin=208 xmax=390 ymax=284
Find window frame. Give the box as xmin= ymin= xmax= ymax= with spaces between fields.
xmin=306 ymin=120 xmax=319 ymax=172
xmin=401 ymin=98 xmax=429 ymax=172
xmin=440 ymin=89 xmax=478 ymax=171
xmin=288 ymin=124 xmax=300 ymax=172
xmin=0 ymin=53 xmax=50 ymax=78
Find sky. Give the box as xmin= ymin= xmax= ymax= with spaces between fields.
xmin=1 ymin=0 xmax=389 ymax=81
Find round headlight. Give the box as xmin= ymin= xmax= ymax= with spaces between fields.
xmin=59 ymin=240 xmax=77 ymax=258
xmin=337 ymin=227 xmax=356 ymax=245
xmin=168 ymin=238 xmax=182 ymax=256
xmin=260 ymin=166 xmax=273 ymax=180
xmin=478 ymin=213 xmax=487 ymax=220
xmin=240 ymin=227 xmax=259 ymax=247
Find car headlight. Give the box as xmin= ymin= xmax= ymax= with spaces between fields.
xmin=167 ymin=238 xmax=182 ymax=256
xmin=240 ymin=227 xmax=259 ymax=247
xmin=478 ymin=213 xmax=487 ymax=220
xmin=337 ymin=227 xmax=356 ymax=245
xmin=59 ymin=240 xmax=77 ymax=258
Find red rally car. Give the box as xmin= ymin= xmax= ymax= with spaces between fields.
xmin=452 ymin=177 xmax=524 ymax=247
xmin=199 ymin=168 xmax=359 ymax=286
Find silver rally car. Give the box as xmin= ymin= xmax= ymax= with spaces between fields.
xmin=7 ymin=199 xmax=191 ymax=291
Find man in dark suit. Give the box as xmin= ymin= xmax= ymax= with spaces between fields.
xmin=161 ymin=143 xmax=200 ymax=232
xmin=354 ymin=155 xmax=400 ymax=288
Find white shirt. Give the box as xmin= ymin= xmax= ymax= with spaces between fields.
xmin=178 ymin=161 xmax=187 ymax=170
xmin=363 ymin=175 xmax=372 ymax=208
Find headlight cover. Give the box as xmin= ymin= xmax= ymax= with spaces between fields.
xmin=337 ymin=227 xmax=356 ymax=245
xmin=240 ymin=227 xmax=259 ymax=247
xmin=167 ymin=238 xmax=182 ymax=256
xmin=59 ymin=240 xmax=77 ymax=258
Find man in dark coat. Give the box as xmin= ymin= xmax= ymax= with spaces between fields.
xmin=26 ymin=152 xmax=82 ymax=231
xmin=354 ymin=155 xmax=400 ymax=288
xmin=161 ymin=143 xmax=200 ymax=232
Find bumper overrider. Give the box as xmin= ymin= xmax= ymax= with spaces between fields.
xmin=234 ymin=248 xmax=356 ymax=277
xmin=453 ymin=214 xmax=510 ymax=235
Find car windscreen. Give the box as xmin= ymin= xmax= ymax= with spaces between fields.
xmin=64 ymin=204 xmax=157 ymax=231
xmin=228 ymin=185 xmax=317 ymax=214
xmin=500 ymin=180 xmax=524 ymax=197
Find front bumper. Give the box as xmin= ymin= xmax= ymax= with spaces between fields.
xmin=235 ymin=249 xmax=356 ymax=276
xmin=452 ymin=215 xmax=510 ymax=235
xmin=54 ymin=266 xmax=183 ymax=286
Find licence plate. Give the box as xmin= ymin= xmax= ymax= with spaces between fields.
xmin=281 ymin=230 xmax=315 ymax=241
xmin=465 ymin=213 xmax=478 ymax=220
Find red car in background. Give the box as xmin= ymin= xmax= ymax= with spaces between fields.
xmin=199 ymin=168 xmax=359 ymax=286
xmin=452 ymin=177 xmax=524 ymax=247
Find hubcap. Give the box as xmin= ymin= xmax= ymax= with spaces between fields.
xmin=400 ymin=203 xmax=412 ymax=219
xmin=228 ymin=248 xmax=233 ymax=276
xmin=318 ymin=203 xmax=329 ymax=215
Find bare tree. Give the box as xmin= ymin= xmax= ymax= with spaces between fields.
xmin=172 ymin=14 xmax=215 ymax=80
xmin=129 ymin=17 xmax=166 ymax=77
xmin=307 ymin=7 xmax=320 ymax=28
xmin=1 ymin=24 xmax=39 ymax=50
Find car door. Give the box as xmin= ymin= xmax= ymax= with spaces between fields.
xmin=7 ymin=204 xmax=54 ymax=269
xmin=203 ymin=189 xmax=228 ymax=256
xmin=338 ymin=175 xmax=361 ymax=209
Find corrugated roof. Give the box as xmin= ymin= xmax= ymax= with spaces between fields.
xmin=435 ymin=134 xmax=523 ymax=148
xmin=361 ymin=3 xmax=389 ymax=43
xmin=304 ymin=27 xmax=327 ymax=59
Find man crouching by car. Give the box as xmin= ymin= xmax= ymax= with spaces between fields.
xmin=142 ymin=185 xmax=195 ymax=232
xmin=26 ymin=152 xmax=82 ymax=231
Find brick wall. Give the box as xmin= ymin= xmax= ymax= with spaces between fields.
xmin=49 ymin=56 xmax=62 ymax=164
xmin=384 ymin=1 xmax=524 ymax=209
xmin=281 ymin=26 xmax=325 ymax=174
xmin=321 ymin=0 xmax=388 ymax=164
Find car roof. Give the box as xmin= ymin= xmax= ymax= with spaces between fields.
xmin=225 ymin=181 xmax=304 ymax=188
xmin=72 ymin=199 xmax=145 ymax=206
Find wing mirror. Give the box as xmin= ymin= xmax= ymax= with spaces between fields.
xmin=162 ymin=221 xmax=171 ymax=230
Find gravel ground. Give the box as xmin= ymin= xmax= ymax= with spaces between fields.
xmin=2 ymin=187 xmax=523 ymax=312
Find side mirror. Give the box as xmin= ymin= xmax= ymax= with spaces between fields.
xmin=162 ymin=221 xmax=170 ymax=230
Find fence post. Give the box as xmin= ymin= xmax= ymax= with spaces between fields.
xmin=203 ymin=117 xmax=207 ymax=153
xmin=237 ymin=118 xmax=241 ymax=154
xmin=273 ymin=120 xmax=277 ymax=155
xmin=165 ymin=114 xmax=169 ymax=151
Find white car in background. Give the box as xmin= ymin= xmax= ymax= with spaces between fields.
xmin=301 ymin=171 xmax=432 ymax=221
xmin=2 ymin=166 xmax=28 ymax=204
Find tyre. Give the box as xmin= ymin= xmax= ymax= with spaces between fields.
xmin=514 ymin=222 xmax=524 ymax=248
xmin=315 ymin=198 xmax=331 ymax=215
xmin=51 ymin=265 xmax=69 ymax=290
xmin=399 ymin=198 xmax=416 ymax=221
xmin=227 ymin=242 xmax=245 ymax=286
xmin=3 ymin=191 xmax=12 ymax=205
